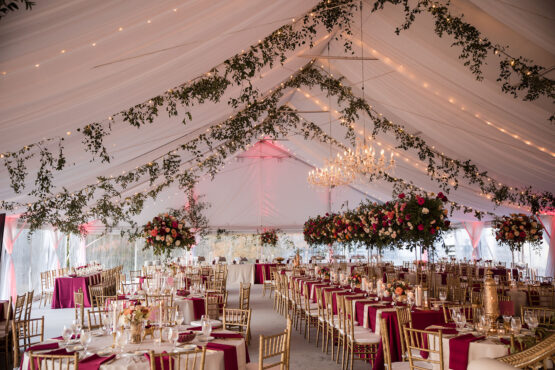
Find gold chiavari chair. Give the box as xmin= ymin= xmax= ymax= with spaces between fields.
xmin=24 ymin=290 xmax=34 ymax=321
xmin=146 ymin=294 xmax=174 ymax=307
xmin=12 ymin=317 xmax=44 ymax=367
xmin=129 ymin=270 xmax=142 ymax=281
xmin=88 ymin=285 xmax=104 ymax=307
xmin=302 ymin=282 xmax=319 ymax=343
xmin=29 ymin=351 xmax=79 ymax=370
xmin=521 ymin=306 xmax=555 ymax=328
xmin=74 ymin=288 xmax=85 ymax=328
xmin=205 ymin=277 xmax=224 ymax=293
xmin=13 ymin=294 xmax=26 ymax=321
xmin=222 ymin=308 xmax=252 ymax=344
xmin=205 ymin=293 xmax=226 ymax=320
xmin=272 ymin=272 xmax=282 ymax=312
xmin=262 ymin=265 xmax=275 ymax=298
xmin=246 ymin=318 xmax=291 ymax=370
xmin=344 ymin=297 xmax=380 ymax=370
xmin=289 ymin=280 xmax=302 ymax=331
xmin=404 ymin=326 xmax=445 ymax=370
xmin=0 ymin=297 xmax=13 ymax=369
xmin=87 ymin=307 xmax=104 ymax=330
xmin=381 ymin=318 xmax=410 ymax=369
xmin=148 ymin=347 xmax=207 ymax=370
xmin=386 ymin=272 xmax=397 ymax=284
xmin=396 ymin=306 xmax=413 ymax=361
xmin=315 ymin=286 xmax=327 ymax=349
xmin=323 ymin=289 xmax=338 ymax=358
xmin=39 ymin=271 xmax=53 ymax=307
xmin=160 ymin=306 xmax=178 ymax=326
xmin=239 ymin=282 xmax=251 ymax=310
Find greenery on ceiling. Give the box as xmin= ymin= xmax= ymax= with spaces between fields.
xmin=1 ymin=0 xmax=553 ymax=235
xmin=0 ymin=0 xmax=34 ymax=20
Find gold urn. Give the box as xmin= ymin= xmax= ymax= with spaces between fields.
xmin=483 ymin=269 xmax=499 ymax=323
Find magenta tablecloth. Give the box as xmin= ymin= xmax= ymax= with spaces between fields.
xmin=254 ymin=263 xmax=279 ymax=284
xmin=51 ymin=273 xmax=100 ymax=309
xmin=205 ymin=342 xmax=238 ymax=370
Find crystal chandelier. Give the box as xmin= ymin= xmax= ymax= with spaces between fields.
xmin=334 ymin=140 xmax=395 ymax=178
xmin=307 ymin=160 xmax=356 ymax=187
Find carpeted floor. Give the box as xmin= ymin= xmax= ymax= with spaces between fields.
xmin=31 ymin=284 xmax=371 ymax=369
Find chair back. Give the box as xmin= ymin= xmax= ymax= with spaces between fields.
xmin=148 ymin=347 xmax=206 ymax=370
xmin=205 ymin=293 xmax=226 ymax=320
xmin=74 ymin=288 xmax=85 ymax=327
xmin=24 ymin=290 xmax=34 ymax=321
xmin=121 ymin=282 xmax=140 ymax=295
xmin=257 ymin=318 xmax=291 ymax=369
xmin=146 ymin=294 xmax=174 ymax=307
xmin=380 ymin=318 xmax=393 ymax=369
xmin=222 ymin=308 xmax=251 ymax=338
xmin=87 ymin=307 xmax=104 ymax=330
xmin=29 ymin=351 xmax=79 ymax=370
xmin=403 ymin=326 xmax=444 ymax=370
xmin=239 ymin=282 xmax=251 ymax=310
xmin=88 ymin=285 xmax=104 ymax=307
xmin=395 ymin=306 xmax=412 ymax=358
xmin=12 ymin=317 xmax=45 ymax=367
xmin=14 ymin=294 xmax=26 ymax=321
xmin=521 ymin=306 xmax=555 ymax=328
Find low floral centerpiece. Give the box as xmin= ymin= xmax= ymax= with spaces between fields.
xmin=318 ymin=266 xmax=331 ymax=280
xmin=347 ymin=273 xmax=362 ymax=288
xmin=143 ymin=213 xmax=196 ymax=258
xmin=494 ymin=213 xmax=544 ymax=254
xmin=119 ymin=305 xmax=150 ymax=343
xmin=384 ymin=281 xmax=410 ymax=301
xmin=260 ymin=228 xmax=279 ymax=246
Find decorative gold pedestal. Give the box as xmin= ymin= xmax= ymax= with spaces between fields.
xmin=483 ymin=269 xmax=499 ymax=323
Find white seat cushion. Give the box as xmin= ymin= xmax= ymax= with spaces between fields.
xmin=348 ymin=331 xmax=381 ymax=344
xmin=391 ymin=361 xmax=432 ymax=369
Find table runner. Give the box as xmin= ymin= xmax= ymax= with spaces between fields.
xmin=205 ymin=342 xmax=238 ymax=370
xmin=254 ymin=263 xmax=279 ymax=284
xmin=79 ymin=354 xmax=116 ymax=370
xmin=211 ymin=333 xmax=250 ymax=363
xmin=185 ymin=297 xmax=205 ymax=320
xmin=449 ymin=334 xmax=485 ymax=370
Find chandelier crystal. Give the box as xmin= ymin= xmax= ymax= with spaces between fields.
xmin=307 ymin=160 xmax=356 ymax=188
xmin=334 ymin=139 xmax=395 ymax=179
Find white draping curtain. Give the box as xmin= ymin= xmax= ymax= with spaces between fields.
xmin=48 ymin=229 xmax=63 ymax=270
xmin=0 ymin=215 xmax=26 ymax=300
xmin=463 ymin=221 xmax=485 ymax=261
xmin=538 ymin=214 xmax=555 ymax=277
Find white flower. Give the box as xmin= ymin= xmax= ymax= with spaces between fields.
xmin=422 ymin=207 xmax=430 ymax=214
xmin=176 ymin=240 xmax=181 ymax=246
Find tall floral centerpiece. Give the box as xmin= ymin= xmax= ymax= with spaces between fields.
xmin=143 ymin=213 xmax=196 ymax=259
xmin=494 ymin=213 xmax=543 ymax=264
xmin=260 ymin=228 xmax=279 ymax=246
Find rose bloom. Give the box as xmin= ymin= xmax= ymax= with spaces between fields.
xmin=395 ymin=287 xmax=404 ymax=295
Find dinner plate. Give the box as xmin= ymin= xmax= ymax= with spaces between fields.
xmin=175 ymin=344 xmax=197 ymax=352
xmin=96 ymin=349 xmax=112 ymax=356
xmin=197 ymin=336 xmax=214 ymax=342
xmin=134 ymin=350 xmax=148 ymax=356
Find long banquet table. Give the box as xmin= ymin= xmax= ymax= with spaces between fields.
xmin=51 ymin=273 xmax=101 ymax=309
xmin=22 ymin=327 xmax=248 ymax=370
xmin=226 ymin=264 xmax=255 ymax=287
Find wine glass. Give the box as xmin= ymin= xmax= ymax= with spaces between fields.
xmin=153 ymin=326 xmax=162 ymax=346
xmin=62 ymin=325 xmax=72 ymax=346
xmin=459 ymin=313 xmax=467 ymax=330
xmin=169 ymin=328 xmax=179 ymax=349
xmin=175 ymin=310 xmax=184 ymax=328
xmin=511 ymin=317 xmax=522 ymax=334
xmin=101 ymin=313 xmax=110 ymax=334
xmin=72 ymin=319 xmax=82 ymax=337
xmin=79 ymin=329 xmax=92 ymax=355
xmin=115 ymin=330 xmax=127 ymax=353
xmin=527 ymin=313 xmax=539 ymax=332
xmin=439 ymin=289 xmax=447 ymax=302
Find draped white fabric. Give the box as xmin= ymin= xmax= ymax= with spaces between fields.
xmin=0 ymin=0 xmax=552 ymax=229
xmin=463 ymin=221 xmax=485 ymax=261
xmin=0 ymin=216 xmax=26 ymax=301
xmin=539 ymin=214 xmax=555 ymax=277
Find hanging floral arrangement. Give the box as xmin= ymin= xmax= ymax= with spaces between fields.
xmin=260 ymin=228 xmax=279 ymax=247
xmin=303 ymin=213 xmax=337 ymax=246
xmin=494 ymin=213 xmax=543 ymax=253
xmin=143 ymin=213 xmax=196 ymax=258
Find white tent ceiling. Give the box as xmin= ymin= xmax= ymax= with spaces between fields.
xmin=0 ymin=0 xmax=553 ymax=230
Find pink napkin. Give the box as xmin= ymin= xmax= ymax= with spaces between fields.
xmin=53 ymin=334 xmax=80 ymax=340
xmin=212 ymin=333 xmax=244 ymax=339
xmin=449 ymin=334 xmax=485 ymax=370
xmin=188 ymin=326 xmax=202 ymax=331
xmin=144 ymin=352 xmax=173 ymax=370
xmin=205 ymin=342 xmax=238 ymax=370
xmin=79 ymin=354 xmax=116 ymax=370
xmin=26 ymin=342 xmax=59 ymax=352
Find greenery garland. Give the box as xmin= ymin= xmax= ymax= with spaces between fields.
xmin=0 ymin=0 xmax=34 ymax=20
xmin=371 ymin=0 xmax=555 ymax=122
xmin=2 ymin=65 xmax=552 ymax=235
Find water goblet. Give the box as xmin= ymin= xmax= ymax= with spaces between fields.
xmin=72 ymin=319 xmax=82 ymax=336
xmin=62 ymin=325 xmax=72 ymax=346
xmin=511 ymin=317 xmax=522 ymax=334
xmin=153 ymin=326 xmax=162 ymax=346
xmin=79 ymin=329 xmax=92 ymax=355
xmin=439 ymin=289 xmax=447 ymax=302
xmin=175 ymin=310 xmax=184 ymax=328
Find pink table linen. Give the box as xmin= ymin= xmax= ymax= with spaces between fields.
xmin=254 ymin=263 xmax=279 ymax=284
xmin=205 ymin=342 xmax=239 ymax=370
xmin=449 ymin=334 xmax=485 ymax=370
xmin=79 ymin=354 xmax=116 ymax=370
xmin=51 ymin=273 xmax=100 ymax=309
xmin=185 ymin=297 xmax=205 ymax=320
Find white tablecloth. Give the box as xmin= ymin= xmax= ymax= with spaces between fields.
xmin=226 ymin=264 xmax=254 ymax=287
xmin=22 ymin=329 xmax=247 ymax=370
xmin=174 ymin=297 xmax=202 ymax=325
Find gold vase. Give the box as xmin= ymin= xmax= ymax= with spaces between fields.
xmin=129 ymin=323 xmax=143 ymax=344
xmin=483 ymin=269 xmax=499 ymax=324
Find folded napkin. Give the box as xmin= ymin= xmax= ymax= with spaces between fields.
xmin=26 ymin=342 xmax=59 ymax=352
xmin=53 ymin=334 xmax=80 ymax=340
xmin=144 ymin=352 xmax=173 ymax=370
xmin=212 ymin=333 xmax=243 ymax=339
xmin=449 ymin=334 xmax=484 ymax=370
xmin=79 ymin=354 xmax=116 ymax=370
xmin=205 ymin=342 xmax=238 ymax=370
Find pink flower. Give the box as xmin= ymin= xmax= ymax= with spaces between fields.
xmin=405 ymin=214 xmax=411 ymax=220
xmin=430 ymin=228 xmax=436 ymax=234
xmin=417 ymin=224 xmax=424 ymax=231
xmin=417 ymin=197 xmax=425 ymax=206
xmin=398 ymin=193 xmax=405 ymax=199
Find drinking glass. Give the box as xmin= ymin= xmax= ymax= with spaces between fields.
xmin=153 ymin=326 xmax=162 ymax=346
xmin=72 ymin=319 xmax=82 ymax=336
xmin=169 ymin=328 xmax=179 ymax=349
xmin=101 ymin=313 xmax=110 ymax=334
xmin=502 ymin=315 xmax=511 ymax=332
xmin=115 ymin=330 xmax=127 ymax=353
xmin=79 ymin=330 xmax=92 ymax=354
xmin=162 ymin=327 xmax=171 ymax=343
xmin=439 ymin=289 xmax=447 ymax=302
xmin=175 ymin=310 xmax=184 ymax=327
xmin=528 ymin=314 xmax=539 ymax=332
xmin=511 ymin=317 xmax=522 ymax=334
xmin=62 ymin=325 xmax=73 ymax=346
